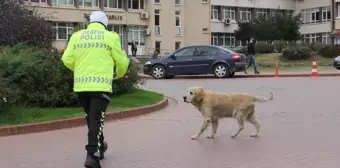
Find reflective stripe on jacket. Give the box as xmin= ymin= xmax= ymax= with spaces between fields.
xmin=61 ymin=22 xmax=129 ymax=93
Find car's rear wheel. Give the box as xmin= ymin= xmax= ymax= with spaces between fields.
xmin=151 ymin=65 xmax=166 ymax=79
xmin=213 ymin=64 xmax=229 ymax=78
xmin=336 ymin=67 xmax=340 ymax=70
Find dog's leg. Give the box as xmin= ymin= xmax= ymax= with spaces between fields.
xmin=191 ymin=117 xmax=211 ymax=140
xmin=247 ymin=113 xmax=260 ymax=137
xmin=206 ymin=117 xmax=218 ymax=139
xmin=231 ymin=112 xmax=245 ymax=139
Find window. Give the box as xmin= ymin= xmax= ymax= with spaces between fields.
xmin=211 ymin=6 xmax=219 ymax=20
xmin=322 ymin=6 xmax=331 ymax=22
xmin=337 ymin=2 xmax=340 ymax=17
xmin=239 ymin=8 xmax=251 ymax=21
xmin=155 ymin=0 xmax=160 ymax=3
xmin=194 ymin=46 xmax=218 ymax=56
xmin=175 ymin=42 xmax=181 ymax=50
xmin=52 ymin=0 xmax=73 ymax=5
xmin=218 ymin=33 xmax=236 ymax=46
xmin=303 ymin=33 xmax=320 ymax=43
xmin=175 ymin=11 xmax=181 ymax=35
xmin=128 ymin=0 xmax=144 ymax=10
xmin=256 ymin=8 xmax=267 ymax=20
xmin=322 ymin=33 xmax=331 ymax=44
xmin=128 ymin=26 xmax=146 ymax=46
xmin=105 ymin=0 xmax=123 ymax=8
xmin=155 ymin=41 xmax=161 ymax=53
xmin=24 ymin=0 xmax=47 ymax=3
xmin=211 ymin=33 xmax=218 ymax=45
xmin=53 ymin=22 xmax=73 ymax=40
xmin=174 ymin=47 xmax=195 ymax=57
xmin=154 ymin=10 xmax=160 ymax=35
xmin=108 ymin=25 xmax=124 ymax=48
xmin=334 ymin=37 xmax=340 ymax=44
xmin=301 ymin=8 xmax=320 ymax=24
xmin=78 ymin=0 xmax=99 ymax=7
xmin=221 ymin=7 xmax=235 ymax=20
xmin=175 ymin=0 xmax=181 ymax=5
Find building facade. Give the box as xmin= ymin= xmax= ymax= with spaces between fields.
xmin=21 ymin=0 xmax=211 ymax=56
xmin=210 ymin=0 xmax=335 ymax=47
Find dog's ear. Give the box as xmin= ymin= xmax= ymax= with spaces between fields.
xmin=194 ymin=88 xmax=205 ymax=102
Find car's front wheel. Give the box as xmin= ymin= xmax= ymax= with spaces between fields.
xmin=213 ymin=64 xmax=229 ymax=78
xmin=151 ymin=65 xmax=166 ymax=79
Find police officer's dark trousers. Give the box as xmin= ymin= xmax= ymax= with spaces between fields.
xmin=78 ymin=92 xmax=110 ymax=156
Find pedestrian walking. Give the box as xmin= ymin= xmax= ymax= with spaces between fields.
xmin=61 ymin=11 xmax=130 ymax=168
xmin=131 ymin=40 xmax=138 ymax=57
xmin=244 ymin=38 xmax=260 ymax=74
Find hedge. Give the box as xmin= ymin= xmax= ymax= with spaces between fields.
xmin=0 ymin=44 xmax=143 ymax=113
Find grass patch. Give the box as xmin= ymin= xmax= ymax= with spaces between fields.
xmin=256 ymin=53 xmax=334 ymax=66
xmin=0 ymin=89 xmax=163 ymax=126
xmin=258 ymin=66 xmax=335 ymax=72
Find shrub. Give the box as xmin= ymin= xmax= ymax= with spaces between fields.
xmin=309 ymin=43 xmax=326 ymax=53
xmin=0 ymin=0 xmax=55 ymax=48
xmin=318 ymin=44 xmax=340 ymax=58
xmin=281 ymin=47 xmax=312 ymax=60
xmin=0 ymin=44 xmax=77 ymax=108
xmin=273 ymin=41 xmax=288 ymax=53
xmin=255 ymin=42 xmax=274 ymax=53
xmin=111 ymin=60 xmax=145 ymax=96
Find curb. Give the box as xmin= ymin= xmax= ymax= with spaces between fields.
xmin=0 ymin=96 xmax=169 ymax=137
xmin=141 ymin=73 xmax=340 ymax=79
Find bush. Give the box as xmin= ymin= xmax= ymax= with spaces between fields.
xmin=111 ymin=60 xmax=145 ymax=96
xmin=281 ymin=47 xmax=312 ymax=60
xmin=0 ymin=0 xmax=55 ymax=48
xmin=0 ymin=44 xmax=144 ymax=112
xmin=255 ymin=42 xmax=274 ymax=53
xmin=318 ymin=44 xmax=340 ymax=58
xmin=0 ymin=44 xmax=77 ymax=108
xmin=273 ymin=41 xmax=288 ymax=53
xmin=309 ymin=43 xmax=326 ymax=53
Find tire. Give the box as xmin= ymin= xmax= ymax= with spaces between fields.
xmin=151 ymin=65 xmax=166 ymax=79
xmin=336 ymin=67 xmax=340 ymax=70
xmin=213 ymin=64 xmax=229 ymax=78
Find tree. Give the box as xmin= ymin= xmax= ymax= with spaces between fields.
xmin=0 ymin=0 xmax=55 ymax=48
xmin=234 ymin=10 xmax=302 ymax=43
xmin=234 ymin=21 xmax=254 ymax=45
xmin=252 ymin=17 xmax=279 ymax=43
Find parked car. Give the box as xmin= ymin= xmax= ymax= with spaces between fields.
xmin=334 ymin=56 xmax=340 ymax=70
xmin=143 ymin=45 xmax=247 ymax=79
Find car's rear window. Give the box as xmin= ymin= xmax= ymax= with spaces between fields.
xmin=218 ymin=48 xmax=235 ymax=55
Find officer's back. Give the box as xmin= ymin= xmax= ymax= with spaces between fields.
xmin=62 ymin=11 xmax=129 ymax=93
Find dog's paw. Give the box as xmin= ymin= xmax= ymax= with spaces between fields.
xmin=250 ymin=134 xmax=258 ymax=138
xmin=206 ymin=136 xmax=215 ymax=139
xmin=191 ymin=135 xmax=199 ymax=140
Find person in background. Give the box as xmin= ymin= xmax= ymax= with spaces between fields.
xmin=61 ymin=11 xmax=129 ymax=168
xmin=152 ymin=49 xmax=159 ymax=59
xmin=131 ymin=40 xmax=137 ymax=57
xmin=245 ymin=38 xmax=260 ymax=74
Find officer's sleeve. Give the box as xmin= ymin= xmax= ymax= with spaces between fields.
xmin=61 ymin=35 xmax=76 ymax=71
xmin=111 ymin=34 xmax=129 ymax=78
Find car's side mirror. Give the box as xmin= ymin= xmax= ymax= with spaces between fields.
xmin=169 ymin=55 xmax=176 ymax=60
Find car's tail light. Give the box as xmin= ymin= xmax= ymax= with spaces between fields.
xmin=232 ymin=54 xmax=241 ymax=60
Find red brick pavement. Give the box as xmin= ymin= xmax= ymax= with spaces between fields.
xmin=1 ymin=77 xmax=340 ymax=168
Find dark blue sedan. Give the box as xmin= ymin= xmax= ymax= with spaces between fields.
xmin=143 ymin=45 xmax=247 ymax=79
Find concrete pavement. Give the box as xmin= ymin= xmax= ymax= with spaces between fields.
xmin=1 ymin=77 xmax=340 ymax=168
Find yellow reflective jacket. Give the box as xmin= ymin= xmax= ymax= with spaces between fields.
xmin=61 ymin=23 xmax=129 ymax=93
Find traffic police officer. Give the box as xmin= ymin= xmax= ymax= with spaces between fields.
xmin=61 ymin=11 xmax=129 ymax=168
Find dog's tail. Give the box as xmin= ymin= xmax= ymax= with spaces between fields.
xmin=252 ymin=88 xmax=273 ymax=103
